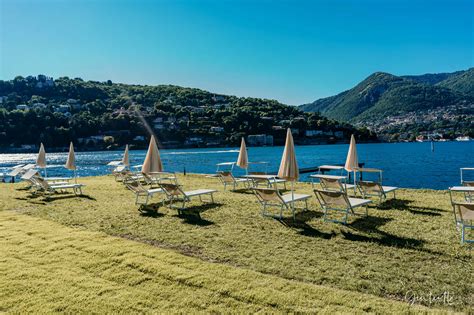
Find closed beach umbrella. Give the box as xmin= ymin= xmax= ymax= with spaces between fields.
xmin=278 ymin=129 xmax=299 ymax=211
xmin=122 ymin=144 xmax=130 ymax=167
xmin=65 ymin=142 xmax=77 ymax=182
xmin=236 ymin=138 xmax=248 ymax=171
xmin=142 ymin=136 xmax=163 ymax=174
xmin=36 ymin=143 xmax=47 ymax=177
xmin=278 ymin=129 xmax=299 ymax=181
xmin=345 ymin=134 xmax=359 ymax=190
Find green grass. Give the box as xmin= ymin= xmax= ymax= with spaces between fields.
xmin=0 ymin=211 xmax=429 ymax=313
xmin=1 ymin=175 xmax=472 ymax=312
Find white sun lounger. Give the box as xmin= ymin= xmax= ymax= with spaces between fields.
xmin=33 ymin=176 xmax=85 ymax=196
xmin=218 ymin=171 xmax=252 ymax=191
xmin=450 ymin=202 xmax=474 ymax=244
xmin=253 ymin=187 xmax=311 ymax=220
xmin=314 ymin=189 xmax=372 ymax=224
xmin=357 ymin=181 xmax=398 ymax=203
xmin=158 ymin=183 xmax=217 ymax=214
xmin=125 ymin=180 xmax=163 ymax=208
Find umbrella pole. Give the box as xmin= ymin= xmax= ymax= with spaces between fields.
xmin=74 ymin=169 xmax=77 ymax=184
xmin=353 ymin=170 xmax=356 ymax=195
xmin=291 ymin=180 xmax=295 ymax=216
xmin=45 ymin=167 xmax=47 ymax=178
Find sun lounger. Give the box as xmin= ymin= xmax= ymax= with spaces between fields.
xmin=121 ymin=172 xmax=145 ymax=184
xmin=357 ymin=181 xmax=398 ymax=203
xmin=253 ymin=187 xmax=310 ymax=220
xmin=20 ymin=169 xmax=40 ymax=190
xmin=44 ymin=177 xmax=72 ymax=184
xmin=7 ymin=166 xmax=25 ymax=177
xmin=33 ymin=176 xmax=84 ymax=196
xmin=462 ymin=180 xmax=474 ymax=202
xmin=125 ymin=180 xmax=163 ymax=208
xmin=20 ymin=164 xmax=36 ymax=174
xmin=115 ymin=169 xmax=131 ymax=182
xmin=451 ymin=202 xmax=474 ymax=244
xmin=310 ymin=174 xmax=348 ymax=192
xmin=158 ymin=183 xmax=217 ymax=214
xmin=218 ymin=171 xmax=252 ymax=191
xmin=21 ymin=170 xmax=71 ymax=191
xmin=314 ymin=189 xmax=372 ymax=224
xmin=143 ymin=172 xmax=178 ymax=187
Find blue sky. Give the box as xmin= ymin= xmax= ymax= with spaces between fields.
xmin=1 ymin=0 xmax=473 ymax=104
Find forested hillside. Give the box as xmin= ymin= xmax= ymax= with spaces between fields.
xmin=300 ymin=68 xmax=474 ymax=141
xmin=0 ymin=75 xmax=376 ymax=151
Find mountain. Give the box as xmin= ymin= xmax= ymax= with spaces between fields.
xmin=300 ymin=68 xmax=474 ymax=141
xmin=435 ymin=68 xmax=474 ymax=97
xmin=401 ymin=70 xmax=464 ymax=85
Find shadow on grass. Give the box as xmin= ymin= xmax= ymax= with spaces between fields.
xmin=139 ymin=204 xmax=165 ymax=218
xmin=41 ymin=194 xmax=97 ymax=202
xmin=15 ymin=186 xmax=32 ymax=191
xmin=375 ymin=199 xmax=445 ymax=216
xmin=172 ymin=203 xmax=223 ymax=226
xmin=378 ymin=199 xmax=445 ymax=216
xmin=280 ymin=210 xmax=336 ymax=240
xmin=344 ymin=216 xmax=426 ymax=250
xmin=229 ymin=189 xmax=255 ymax=195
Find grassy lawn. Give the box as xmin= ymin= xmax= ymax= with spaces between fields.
xmin=1 ymin=174 xmax=471 ymax=312
xmin=0 ymin=211 xmax=428 ymax=313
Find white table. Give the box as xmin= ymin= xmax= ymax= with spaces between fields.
xmin=243 ymin=174 xmax=287 ymax=189
xmin=310 ymin=174 xmax=347 ymax=180
xmin=449 ymin=186 xmax=474 ymax=192
xmin=449 ymin=186 xmax=474 ymax=203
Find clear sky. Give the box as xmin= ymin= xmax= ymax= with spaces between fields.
xmin=1 ymin=0 xmax=473 ymax=104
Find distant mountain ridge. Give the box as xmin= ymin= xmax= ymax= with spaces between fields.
xmin=300 ymin=68 xmax=474 ymax=140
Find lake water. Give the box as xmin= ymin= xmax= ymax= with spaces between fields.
xmin=0 ymin=141 xmax=472 ymax=189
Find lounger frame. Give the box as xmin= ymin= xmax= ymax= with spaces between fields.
xmin=253 ymin=187 xmax=310 ymax=220
xmin=158 ymin=183 xmax=217 ymax=214
xmin=314 ymin=189 xmax=371 ymax=224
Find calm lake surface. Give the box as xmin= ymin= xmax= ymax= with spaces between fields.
xmin=0 ymin=141 xmax=472 ymax=190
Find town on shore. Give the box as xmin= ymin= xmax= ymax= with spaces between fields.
xmin=0 ymin=74 xmax=472 ymax=154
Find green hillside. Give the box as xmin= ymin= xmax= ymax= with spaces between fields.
xmin=0 ymin=76 xmax=376 ymax=150
xmin=300 ymin=68 xmax=474 ymax=140
xmin=436 ymin=68 xmax=474 ymax=97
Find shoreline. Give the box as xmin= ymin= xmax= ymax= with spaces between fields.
xmin=2 ymin=139 xmax=470 ymax=155
xmin=1 ymin=173 xmax=452 ymax=191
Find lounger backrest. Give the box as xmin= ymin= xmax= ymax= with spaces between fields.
xmin=142 ymin=173 xmax=154 ymax=183
xmin=463 ymin=181 xmax=474 ymax=187
xmin=454 ymin=203 xmax=474 ymax=222
xmin=358 ymin=181 xmax=383 ymax=194
xmin=253 ymin=188 xmax=283 ymax=204
xmin=21 ymin=169 xmax=39 ymax=180
xmin=320 ymin=177 xmax=344 ymax=191
xmin=313 ymin=189 xmax=349 ymax=208
xmin=7 ymin=167 xmax=24 ymax=177
xmin=122 ymin=173 xmax=137 ymax=183
xmin=113 ymin=165 xmax=126 ymax=173
xmin=33 ymin=176 xmax=51 ymax=190
xmin=125 ymin=181 xmax=146 ymax=194
xmin=219 ymin=171 xmax=235 ymax=183
xmin=249 ymin=172 xmax=267 ymax=183
xmin=158 ymin=183 xmax=185 ymax=197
